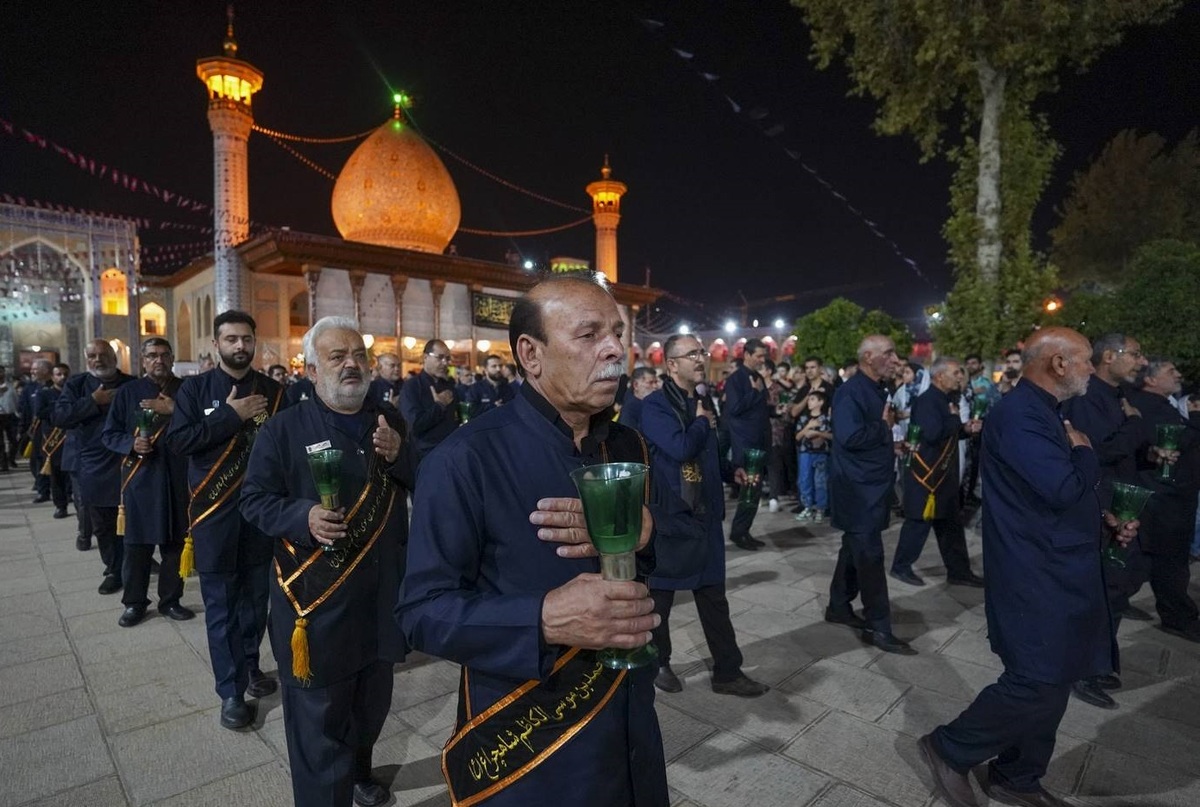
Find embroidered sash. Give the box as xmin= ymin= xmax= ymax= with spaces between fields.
xmin=910 ymin=433 xmax=957 ymax=521
xmin=187 ymin=380 xmax=283 ymax=533
xmin=442 ymin=647 xmax=625 ymax=807
xmin=273 ymin=449 xmax=397 ymax=683
xmin=41 ymin=427 xmax=66 ymax=460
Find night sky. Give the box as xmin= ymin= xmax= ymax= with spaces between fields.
xmin=3 ymin=1 xmax=1198 ymax=334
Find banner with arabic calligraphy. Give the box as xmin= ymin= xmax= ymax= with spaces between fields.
xmin=471 ymin=292 xmax=518 ymax=330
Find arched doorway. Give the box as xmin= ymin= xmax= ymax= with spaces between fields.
xmin=177 ymin=301 xmax=192 ymax=359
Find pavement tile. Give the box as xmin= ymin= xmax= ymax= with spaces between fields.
xmin=0 ymin=686 xmax=94 ymax=741
xmin=0 ymin=607 xmax=63 ymax=643
xmin=18 ymin=776 xmax=127 ymax=807
xmin=368 ymin=731 xmax=451 ymax=806
xmin=71 ymin=614 xmax=183 ymax=665
xmin=669 ymin=730 xmax=829 ymax=807
xmin=395 ymin=690 xmax=458 ymax=741
xmin=807 ymin=783 xmax=897 ymax=807
xmin=780 ymin=658 xmax=908 ymax=722
xmin=1076 ymin=744 xmax=1200 ymax=806
xmin=782 ymin=711 xmax=930 ymax=807
xmin=663 ymin=669 xmax=828 ymax=752
xmin=148 ymin=761 xmax=291 ymax=807
xmin=390 ymin=656 xmax=461 ymax=711
xmin=0 ymin=715 xmax=115 ymax=807
xmin=654 ymin=701 xmax=719 ymax=762
xmin=867 ymin=646 xmax=1001 ymax=704
xmin=0 ymin=629 xmax=71 ymax=670
xmin=110 ymin=706 xmax=275 ymax=804
xmin=937 ymin=627 xmax=1004 ymax=670
xmin=0 ymin=652 xmax=83 ymax=708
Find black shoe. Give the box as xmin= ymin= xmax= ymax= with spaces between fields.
xmin=889 ymin=568 xmax=926 ymax=587
xmin=1071 ymin=678 xmax=1117 ymax=709
xmin=823 ymin=607 xmax=869 ymax=630
xmin=711 ymin=674 xmax=769 ymax=698
xmin=160 ymin=603 xmax=195 ymax=621
xmin=75 ymin=535 xmax=92 ymax=551
xmin=219 ymin=696 xmax=255 ymax=730
xmin=1094 ymin=673 xmax=1122 ymax=690
xmin=98 ymin=575 xmax=122 ymax=595
xmin=790 ymin=505 xmax=804 ymax=514
xmin=860 ymin=629 xmax=917 ymax=655
xmin=32 ymin=494 xmax=50 ymax=504
xmin=744 ymin=535 xmax=766 ymax=548
xmin=917 ymin=734 xmax=980 ymax=807
xmin=352 ymin=780 xmax=389 ymax=807
xmin=1158 ymin=622 xmax=1200 ymax=643
xmin=247 ymin=669 xmax=278 ymax=698
xmin=981 ymin=769 xmax=1072 ymax=807
xmin=654 ymin=665 xmax=682 ymax=693
xmin=53 ymin=508 xmax=69 ymax=519
xmin=729 ymin=535 xmax=759 ymax=551
xmin=947 ymin=572 xmax=985 ymax=588
xmin=1121 ymin=604 xmax=1154 ymax=622
xmin=118 ymin=605 xmax=147 ymax=628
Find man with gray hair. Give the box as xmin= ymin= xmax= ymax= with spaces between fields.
xmin=1123 ymin=359 xmax=1200 ymax=643
xmin=1060 ymin=332 xmax=1152 ymax=708
xmin=18 ymin=359 xmax=52 ymax=495
xmin=53 ymin=341 xmax=135 ymax=594
xmin=891 ymin=357 xmax=984 ymax=588
xmin=827 ymin=334 xmax=914 ymax=654
xmin=243 ymin=316 xmax=415 ymax=807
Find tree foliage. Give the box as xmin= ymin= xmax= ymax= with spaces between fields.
xmin=1051 ymin=129 xmax=1200 ymax=288
xmin=1066 ymin=239 xmax=1200 ymax=383
xmin=790 ymin=297 xmax=913 ymax=366
xmin=791 ymin=0 xmax=1179 ymax=356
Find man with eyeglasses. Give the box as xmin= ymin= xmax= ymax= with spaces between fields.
xmin=53 ymin=340 xmax=135 ymax=595
xmin=642 ymin=334 xmax=769 ymax=698
xmin=101 ymin=338 xmax=194 ymax=627
xmin=399 ymin=339 xmax=459 ymax=462
xmin=724 ymin=338 xmax=771 ymax=550
xmin=1060 ymin=332 xmax=1153 ymax=709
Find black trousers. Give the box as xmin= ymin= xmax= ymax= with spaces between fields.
xmin=198 ymin=561 xmax=270 ymax=700
xmin=829 ymin=529 xmax=892 ymax=633
xmin=281 ymin=661 xmax=394 ymax=807
xmin=1110 ymin=532 xmax=1198 ymax=631
xmin=29 ymin=434 xmax=48 ymax=496
xmin=651 ymin=585 xmax=743 ymax=683
xmin=892 ymin=517 xmax=973 ymax=580
xmin=933 ymin=670 xmax=1070 ymax=793
xmin=0 ymin=414 xmax=17 ymax=467
xmin=71 ymin=473 xmax=93 ymax=543
xmin=47 ymin=463 xmax=69 ymax=510
xmin=121 ymin=542 xmax=184 ymax=610
xmin=729 ymin=498 xmax=760 ymax=542
xmin=90 ymin=506 xmax=122 ymax=579
xmin=960 ymin=434 xmax=982 ymax=503
xmin=767 ymin=444 xmax=796 ymax=500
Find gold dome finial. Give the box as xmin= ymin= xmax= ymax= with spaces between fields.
xmin=223 ymin=4 xmax=238 ymax=58
xmin=601 ymin=154 xmax=612 ymax=180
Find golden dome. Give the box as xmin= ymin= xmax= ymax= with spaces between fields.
xmin=331 ymin=117 xmax=461 ymax=253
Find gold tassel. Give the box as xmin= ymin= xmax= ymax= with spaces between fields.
xmin=22 ymin=441 xmax=32 ymax=459
xmin=923 ymin=493 xmax=936 ymax=522
xmin=115 ymin=504 xmax=125 ymax=537
xmin=40 ymin=456 xmax=51 ymax=475
xmin=291 ymin=617 xmax=312 ymax=683
xmin=179 ymin=534 xmax=196 ymax=578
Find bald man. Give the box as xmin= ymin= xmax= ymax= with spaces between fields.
xmin=920 ymin=328 xmax=1133 ymax=807
xmin=53 ymin=340 xmax=135 ymax=593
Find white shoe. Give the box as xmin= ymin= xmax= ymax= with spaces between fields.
xmin=768 ymin=498 xmax=779 ymax=513
xmin=794 ymin=509 xmax=812 ymax=522
xmin=812 ymin=511 xmax=824 ymax=523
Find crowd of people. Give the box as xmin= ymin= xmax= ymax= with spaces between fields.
xmin=3 ymin=273 xmax=1198 ymax=807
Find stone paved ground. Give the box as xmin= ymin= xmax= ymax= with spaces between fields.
xmin=2 ymin=467 xmax=1199 ymax=807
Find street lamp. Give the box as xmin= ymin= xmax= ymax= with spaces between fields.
xmin=678 ymin=324 xmax=690 ymax=335
xmin=724 ymin=320 xmax=736 ymax=334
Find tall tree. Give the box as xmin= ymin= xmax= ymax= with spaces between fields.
xmin=792 ymin=0 xmax=1178 ymax=285
xmin=790 ymin=297 xmax=913 ymax=366
xmin=1051 ymin=129 xmax=1200 ymax=288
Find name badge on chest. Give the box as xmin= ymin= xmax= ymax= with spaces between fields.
xmin=305 ymin=440 xmax=333 ymax=455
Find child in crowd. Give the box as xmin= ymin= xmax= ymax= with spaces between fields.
xmin=794 ymin=389 xmax=832 ymax=523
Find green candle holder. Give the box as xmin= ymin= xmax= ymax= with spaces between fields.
xmin=1156 ymin=423 xmax=1184 ymax=481
xmin=569 ymin=462 xmax=657 ymax=670
xmin=457 ymin=401 xmax=472 ymax=425
xmin=738 ymin=448 xmax=768 ymax=506
xmin=970 ymin=396 xmax=989 ymax=420
xmin=901 ymin=423 xmax=923 ymax=470
xmin=1105 ymin=481 xmax=1153 ymax=567
xmin=136 ymin=408 xmax=155 ymax=438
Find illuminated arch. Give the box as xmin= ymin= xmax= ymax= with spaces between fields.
xmin=100 ymin=269 xmax=128 ymax=316
xmin=140 ymin=302 xmax=166 ymax=336
xmin=177 ymin=301 xmax=193 ymax=359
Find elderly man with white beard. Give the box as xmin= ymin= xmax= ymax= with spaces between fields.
xmin=241 ymin=316 xmax=417 ymax=807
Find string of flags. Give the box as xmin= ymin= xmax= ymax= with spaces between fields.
xmin=639 ymin=18 xmax=937 ymax=291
